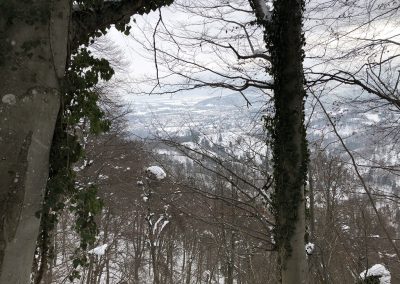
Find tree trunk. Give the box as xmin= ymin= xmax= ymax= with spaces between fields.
xmin=149 ymin=234 xmax=160 ymax=284
xmin=247 ymin=0 xmax=307 ymax=282
xmin=269 ymin=0 xmax=308 ymax=282
xmin=0 ymin=0 xmax=70 ymax=282
xmin=1 ymin=0 xmax=172 ymax=282
xmin=152 ymin=247 xmax=160 ymax=284
xmin=308 ymin=166 xmax=315 ymax=240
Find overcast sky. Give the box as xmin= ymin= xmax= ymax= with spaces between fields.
xmin=101 ymin=0 xmax=400 ymax=109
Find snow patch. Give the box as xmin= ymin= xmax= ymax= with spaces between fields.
xmin=98 ymin=174 xmax=109 ymax=180
xmin=305 ymin=242 xmax=315 ymax=255
xmin=359 ymin=264 xmax=391 ymax=284
xmin=2 ymin=94 xmax=16 ymax=105
xmin=365 ymin=113 xmax=380 ymax=123
xmin=146 ymin=166 xmax=166 ymax=180
xmin=88 ymin=244 xmax=108 ymax=256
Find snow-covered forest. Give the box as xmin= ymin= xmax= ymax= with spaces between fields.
xmin=1 ymin=0 xmax=400 ymax=283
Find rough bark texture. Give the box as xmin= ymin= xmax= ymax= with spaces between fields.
xmin=270 ymin=0 xmax=307 ymax=282
xmin=0 ymin=0 xmax=70 ymax=282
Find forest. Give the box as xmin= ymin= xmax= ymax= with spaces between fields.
xmin=0 ymin=0 xmax=399 ymax=283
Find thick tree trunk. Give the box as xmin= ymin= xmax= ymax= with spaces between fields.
xmin=0 ymin=0 xmax=70 ymax=282
xmin=248 ymin=0 xmax=308 ymax=282
xmin=1 ymin=1 xmax=172 ymax=282
xmin=270 ymin=0 xmax=308 ymax=283
xmin=280 ymin=197 xmax=306 ymax=283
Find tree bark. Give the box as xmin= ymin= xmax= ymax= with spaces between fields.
xmin=271 ymin=0 xmax=308 ymax=281
xmin=0 ymin=0 xmax=69 ymax=282
xmin=257 ymin=0 xmax=308 ymax=282
xmin=308 ymin=166 xmax=315 ymax=240
xmin=249 ymin=0 xmax=308 ymax=282
xmin=1 ymin=0 xmax=173 ymax=282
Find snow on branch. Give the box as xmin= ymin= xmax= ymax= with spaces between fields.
xmin=88 ymin=244 xmax=108 ymax=256
xmin=153 ymin=216 xmax=170 ymax=236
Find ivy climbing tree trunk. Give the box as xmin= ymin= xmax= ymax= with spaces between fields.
xmin=0 ymin=1 xmax=69 ymax=283
xmin=249 ymin=0 xmax=308 ymax=283
xmin=269 ymin=0 xmax=308 ymax=282
xmin=0 ymin=0 xmax=173 ymax=282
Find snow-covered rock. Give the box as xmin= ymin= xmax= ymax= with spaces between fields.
xmin=359 ymin=264 xmax=391 ymax=284
xmin=146 ymin=166 xmax=167 ymax=180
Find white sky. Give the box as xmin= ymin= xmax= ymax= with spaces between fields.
xmin=103 ymin=1 xmax=269 ymax=105
xmin=101 ymin=0 xmax=400 ymax=108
